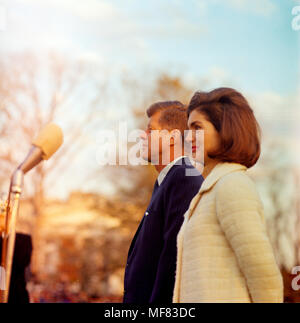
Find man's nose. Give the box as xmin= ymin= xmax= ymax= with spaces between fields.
xmin=139 ymin=130 xmax=148 ymax=140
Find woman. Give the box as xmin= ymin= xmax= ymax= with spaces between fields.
xmin=173 ymin=88 xmax=283 ymax=303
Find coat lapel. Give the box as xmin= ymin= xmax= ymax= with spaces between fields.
xmin=186 ymin=162 xmax=247 ymax=220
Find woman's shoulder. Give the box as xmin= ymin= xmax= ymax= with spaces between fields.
xmin=215 ymin=169 xmax=260 ymax=201
xmin=218 ymin=168 xmax=254 ymax=185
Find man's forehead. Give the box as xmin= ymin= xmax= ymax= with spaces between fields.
xmin=148 ymin=111 xmax=162 ymax=128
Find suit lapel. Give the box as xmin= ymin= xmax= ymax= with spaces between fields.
xmin=127 ymin=216 xmax=145 ymax=258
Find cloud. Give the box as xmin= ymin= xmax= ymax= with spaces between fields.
xmin=13 ymin=0 xmax=120 ymax=21
xmin=206 ymin=67 xmax=230 ymax=83
xmin=248 ymin=91 xmax=298 ymax=148
xmin=176 ymin=0 xmax=277 ymax=16
xmin=138 ymin=18 xmax=206 ymax=40
xmin=195 ymin=0 xmax=277 ymax=16
xmin=251 ymin=91 xmax=289 ymax=123
xmin=227 ymin=0 xmax=277 ymax=16
xmin=76 ymin=51 xmax=105 ymax=65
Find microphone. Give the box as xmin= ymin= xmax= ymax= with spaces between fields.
xmin=17 ymin=123 xmax=64 ymax=174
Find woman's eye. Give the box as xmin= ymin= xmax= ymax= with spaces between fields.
xmin=195 ymin=125 xmax=202 ymax=130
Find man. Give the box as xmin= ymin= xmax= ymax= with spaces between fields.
xmin=123 ymin=101 xmax=204 ymax=303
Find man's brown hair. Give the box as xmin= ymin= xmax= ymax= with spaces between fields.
xmin=147 ymin=101 xmax=188 ymax=135
xmin=187 ymin=87 xmax=261 ymax=168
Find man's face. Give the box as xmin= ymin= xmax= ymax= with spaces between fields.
xmin=0 ymin=215 xmax=4 ymax=232
xmin=0 ymin=201 xmax=6 ymax=232
xmin=140 ymin=111 xmax=172 ymax=164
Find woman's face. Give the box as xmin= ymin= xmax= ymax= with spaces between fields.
xmin=186 ymin=109 xmax=220 ymax=164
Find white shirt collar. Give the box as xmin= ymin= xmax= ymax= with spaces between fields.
xmin=157 ymin=156 xmax=187 ymax=186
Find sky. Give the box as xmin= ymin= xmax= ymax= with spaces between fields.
xmin=0 ymin=0 xmax=298 ymax=94
xmin=0 ymin=0 xmax=299 ymax=198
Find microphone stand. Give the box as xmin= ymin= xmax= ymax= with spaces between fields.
xmin=0 ymin=125 xmax=63 ymax=303
xmin=0 ymin=169 xmax=24 ymax=303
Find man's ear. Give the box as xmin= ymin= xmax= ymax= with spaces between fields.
xmin=170 ymin=136 xmax=174 ymax=146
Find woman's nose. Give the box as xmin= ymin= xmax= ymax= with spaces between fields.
xmin=185 ymin=130 xmax=193 ymax=143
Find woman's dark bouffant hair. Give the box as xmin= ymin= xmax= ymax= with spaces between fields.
xmin=187 ymin=87 xmax=261 ymax=168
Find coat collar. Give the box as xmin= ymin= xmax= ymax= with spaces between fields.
xmin=199 ymin=162 xmax=247 ymax=194
xmin=157 ymin=155 xmax=188 ymax=186
xmin=186 ymin=162 xmax=247 ymax=220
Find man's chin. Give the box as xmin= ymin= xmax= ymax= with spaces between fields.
xmin=141 ymin=153 xmax=159 ymax=164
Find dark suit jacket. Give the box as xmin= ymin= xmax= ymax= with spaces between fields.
xmin=123 ymin=157 xmax=204 ymax=303
xmin=0 ymin=233 xmax=32 ymax=303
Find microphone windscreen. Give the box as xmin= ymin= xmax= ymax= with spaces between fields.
xmin=32 ymin=123 xmax=64 ymax=160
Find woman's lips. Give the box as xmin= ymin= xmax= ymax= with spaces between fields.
xmin=192 ymin=146 xmax=197 ymax=153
